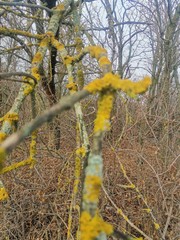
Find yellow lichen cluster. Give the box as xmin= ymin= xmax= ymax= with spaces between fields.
xmin=84 ymin=175 xmax=102 ymax=202
xmin=30 ymin=138 xmax=36 ymax=158
xmin=64 ymin=56 xmax=74 ymax=65
xmin=45 ymin=31 xmax=54 ymax=37
xmin=76 ymin=146 xmax=86 ymax=158
xmin=0 ymin=112 xmax=19 ymax=124
xmin=76 ymin=37 xmax=83 ymax=52
xmin=120 ymin=163 xmax=127 ymax=177
xmin=31 ymin=67 xmax=41 ymax=81
xmin=73 ymin=147 xmax=87 ymax=194
xmin=0 ymin=132 xmax=7 ymax=143
xmin=0 ymin=157 xmax=35 ymax=174
xmin=39 ymin=37 xmax=50 ymax=48
xmin=0 ymin=27 xmax=43 ymax=40
xmin=0 ymin=147 xmax=6 ymax=170
xmin=85 ymin=73 xmax=152 ymax=96
xmin=56 ymin=3 xmax=65 ymax=11
xmin=94 ymin=92 xmax=114 ymax=133
xmin=32 ymin=52 xmax=43 ymax=64
xmin=0 ymin=187 xmax=8 ymax=201
xmin=154 ymin=222 xmax=160 ymax=230
xmin=117 ymin=208 xmax=129 ymax=222
xmin=98 ymin=56 xmax=111 ymax=68
xmin=51 ymin=37 xmax=65 ymax=51
xmin=88 ymin=46 xmax=107 ymax=60
xmin=77 ymin=69 xmax=84 ymax=89
xmin=80 ymin=211 xmax=113 ymax=240
xmin=143 ymin=208 xmax=151 ymax=213
xmin=39 ymin=31 xmax=54 ymax=48
xmin=74 ymin=155 xmax=81 ymax=194
xmin=23 ymin=83 xmax=34 ymax=96
xmin=29 ymin=131 xmax=37 ymax=167
xmin=66 ymin=82 xmax=78 ymax=92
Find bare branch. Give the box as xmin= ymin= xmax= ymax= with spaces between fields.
xmin=0 ymin=72 xmax=37 ymax=84
xmin=0 ymin=1 xmax=52 ymax=13
xmin=84 ymin=21 xmax=152 ymax=32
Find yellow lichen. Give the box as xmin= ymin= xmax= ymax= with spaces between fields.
xmin=51 ymin=37 xmax=65 ymax=51
xmin=94 ymin=92 xmax=114 ymax=133
xmin=30 ymin=131 xmax=37 ymax=160
xmin=117 ymin=208 xmax=129 ymax=222
xmin=29 ymin=158 xmax=36 ymax=169
xmin=80 ymin=211 xmax=113 ymax=240
xmin=0 ymin=187 xmax=8 ymax=201
xmin=85 ymin=73 xmax=152 ymax=96
xmin=0 ymin=27 xmax=43 ymax=40
xmin=84 ymin=175 xmax=102 ymax=202
xmin=40 ymin=37 xmax=50 ymax=48
xmin=32 ymin=52 xmax=43 ymax=64
xmin=88 ymin=46 xmax=107 ymax=60
xmin=76 ymin=147 xmax=86 ymax=158
xmin=56 ymin=3 xmax=65 ymax=11
xmin=129 ymin=184 xmax=135 ymax=189
xmin=132 ymin=76 xmax=152 ymax=94
xmin=74 ymin=155 xmax=81 ymax=194
xmin=66 ymin=82 xmax=78 ymax=91
xmin=76 ymin=37 xmax=83 ymax=52
xmin=143 ymin=208 xmax=151 ymax=213
xmin=23 ymin=83 xmax=34 ymax=95
xmin=30 ymin=139 xmax=36 ymax=158
xmin=68 ymin=76 xmax=73 ymax=83
xmin=46 ymin=31 xmax=54 ymax=37
xmin=122 ymin=184 xmax=136 ymax=189
xmin=77 ymin=69 xmax=84 ymax=89
xmin=31 ymin=67 xmax=41 ymax=81
xmin=98 ymin=56 xmax=111 ymax=67
xmin=84 ymin=73 xmax=120 ymax=93
xmin=64 ymin=56 xmax=74 ymax=65
xmin=0 ymin=157 xmax=35 ymax=174
xmin=154 ymin=222 xmax=160 ymax=230
xmin=117 ymin=209 xmax=123 ymax=215
xmin=0 ymin=132 xmax=7 ymax=143
xmin=0 ymin=147 xmax=6 ymax=170
xmin=120 ymin=163 xmax=127 ymax=177
xmin=123 ymin=215 xmax=129 ymax=221
xmin=0 ymin=112 xmax=19 ymax=124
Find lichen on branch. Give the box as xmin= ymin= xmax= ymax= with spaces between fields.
xmin=94 ymin=92 xmax=114 ymax=133
xmin=85 ymin=73 xmax=152 ymax=96
xmin=80 ymin=211 xmax=113 ymax=240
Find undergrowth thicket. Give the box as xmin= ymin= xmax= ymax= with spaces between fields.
xmin=0 ymin=94 xmax=179 ymax=240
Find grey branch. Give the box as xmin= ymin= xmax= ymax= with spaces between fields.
xmin=0 ymin=72 xmax=37 ymax=84
xmin=84 ymin=21 xmax=152 ymax=32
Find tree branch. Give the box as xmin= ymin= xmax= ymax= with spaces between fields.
xmin=0 ymin=72 xmax=37 ymax=84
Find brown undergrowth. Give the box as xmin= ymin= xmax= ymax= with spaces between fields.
xmin=0 ymin=98 xmax=179 ymax=240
